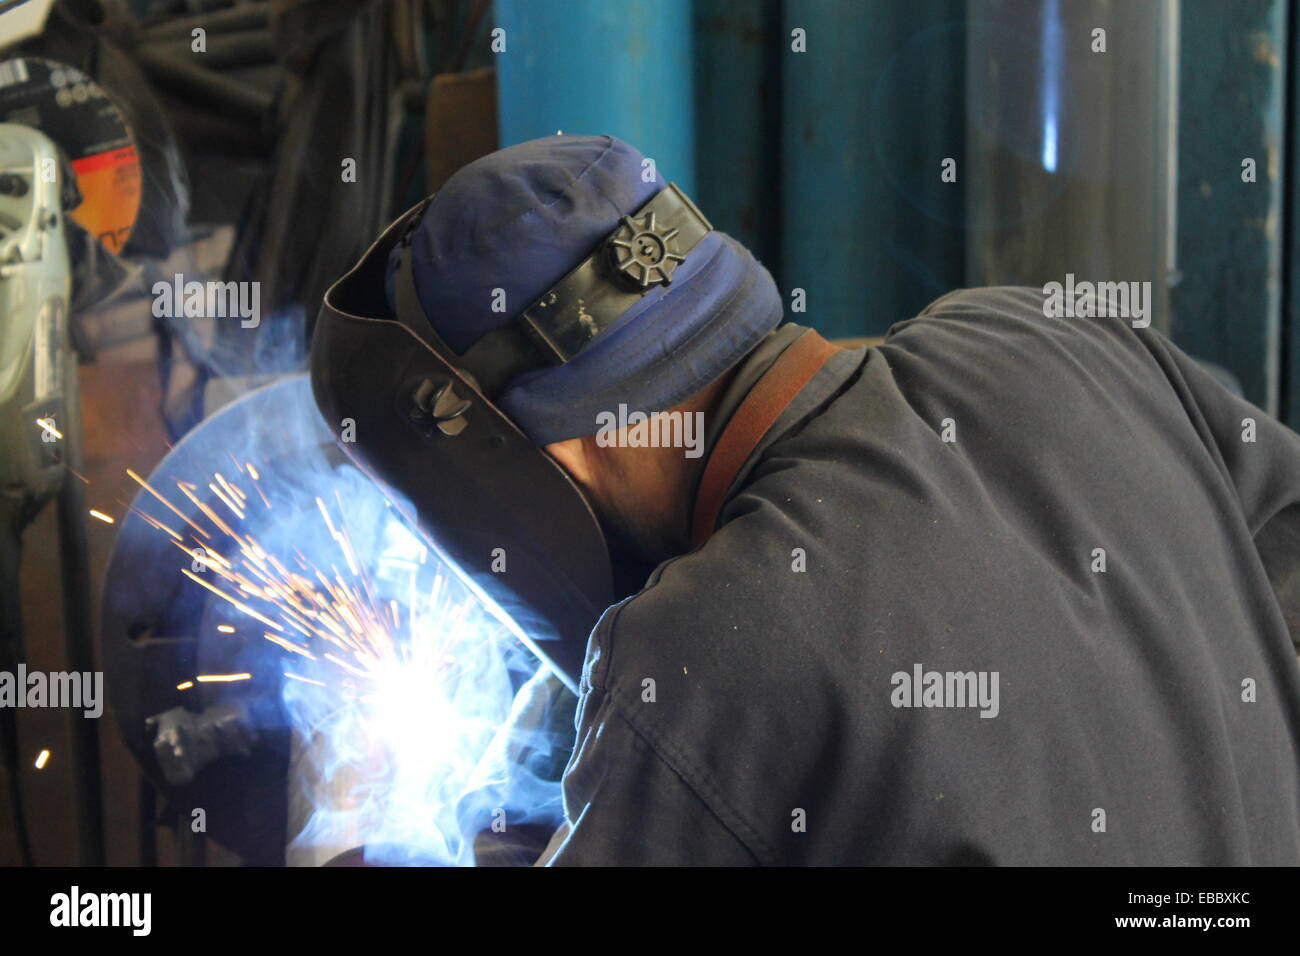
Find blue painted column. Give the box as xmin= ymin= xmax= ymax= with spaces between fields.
xmin=1177 ymin=0 xmax=1287 ymax=416
xmin=779 ymin=0 xmax=966 ymax=339
xmin=494 ymin=0 xmax=697 ymax=196
xmin=1282 ymin=1 xmax=1300 ymax=426
xmin=693 ymin=0 xmax=783 ymax=272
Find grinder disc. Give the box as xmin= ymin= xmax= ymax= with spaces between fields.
xmin=0 ymin=55 xmax=142 ymax=253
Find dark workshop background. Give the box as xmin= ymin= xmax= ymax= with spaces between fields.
xmin=2 ymin=0 xmax=1299 ymax=865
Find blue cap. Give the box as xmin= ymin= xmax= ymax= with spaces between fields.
xmin=387 ymin=134 xmax=783 ymax=445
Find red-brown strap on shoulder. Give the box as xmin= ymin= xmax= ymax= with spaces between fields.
xmin=690 ymin=329 xmax=843 ymax=549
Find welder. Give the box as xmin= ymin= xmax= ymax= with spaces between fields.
xmin=312 ymin=134 xmax=1300 ymax=865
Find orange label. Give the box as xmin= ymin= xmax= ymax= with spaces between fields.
xmin=70 ymin=145 xmax=141 ymax=254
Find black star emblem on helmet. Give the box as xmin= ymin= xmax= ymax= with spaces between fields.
xmin=607 ymin=211 xmax=687 ymax=289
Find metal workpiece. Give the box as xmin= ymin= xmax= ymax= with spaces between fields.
xmin=285 ymin=714 xmax=367 ymax=869
xmin=964 ymin=0 xmax=1178 ymax=334
xmin=101 ymin=372 xmax=571 ymax=863
xmin=100 ymin=375 xmax=338 ymax=862
xmin=147 ymin=702 xmax=261 ymax=788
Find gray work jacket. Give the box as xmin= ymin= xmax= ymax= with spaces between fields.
xmin=542 ymin=287 xmax=1300 ymax=865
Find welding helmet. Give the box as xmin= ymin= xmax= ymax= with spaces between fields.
xmin=311 ymin=135 xmax=783 ymax=691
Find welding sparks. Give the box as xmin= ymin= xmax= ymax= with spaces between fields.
xmin=124 ymin=501 xmax=182 ymax=541
xmin=34 ymin=749 xmax=50 ymax=769
xmin=128 ymin=445 xmax=559 ymax=866
xmin=209 ymin=480 xmax=246 ymax=520
xmin=35 ymin=418 xmax=62 ymax=440
xmin=132 ymin=459 xmax=429 ymax=689
xmin=246 ymin=462 xmax=271 ymax=509
xmin=128 ymin=468 xmax=211 ymax=541
xmin=283 ymin=671 xmax=325 ymax=687
xmin=215 ymin=472 xmax=244 ymax=504
xmin=265 ymin=632 xmax=315 ymax=659
xmin=181 ymin=568 xmax=286 ymax=632
xmin=88 ymin=510 xmax=115 ymax=524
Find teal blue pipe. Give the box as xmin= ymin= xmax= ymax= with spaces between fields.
xmin=1177 ymin=0 xmax=1286 ymax=417
xmin=779 ymin=1 xmax=965 ymax=339
xmin=494 ymin=0 xmax=697 ymax=196
xmin=693 ymin=0 xmax=782 ymax=271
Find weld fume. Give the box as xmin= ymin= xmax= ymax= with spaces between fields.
xmin=162 ymin=376 xmax=568 ymax=865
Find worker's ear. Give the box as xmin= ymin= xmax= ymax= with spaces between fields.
xmin=544 ymin=435 xmax=597 ymax=487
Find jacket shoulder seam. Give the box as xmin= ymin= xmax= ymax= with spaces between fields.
xmin=603 ymin=678 xmax=777 ymax=865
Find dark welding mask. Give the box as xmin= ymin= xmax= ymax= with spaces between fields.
xmin=311 ymin=183 xmax=714 ymax=692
